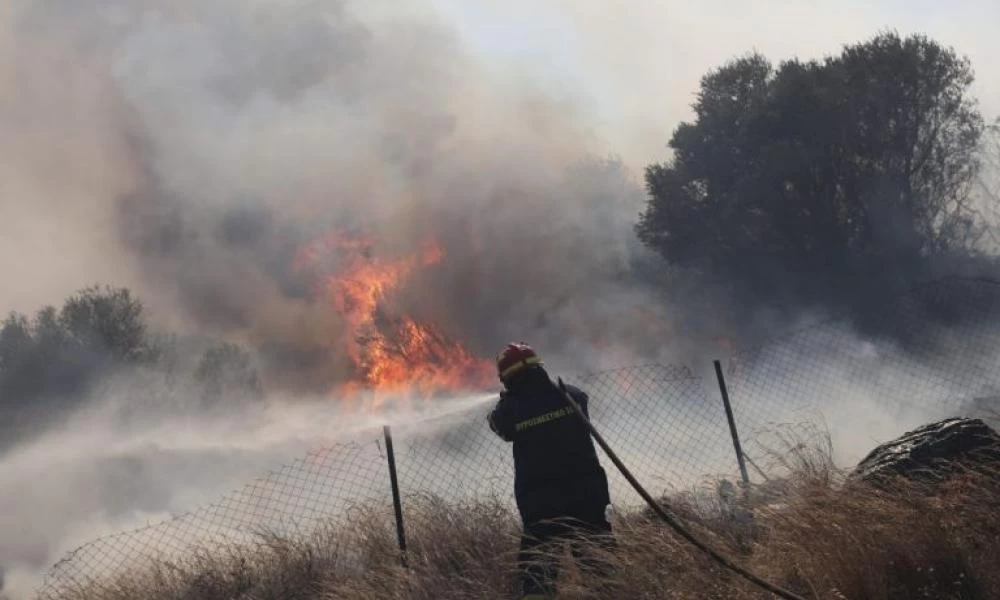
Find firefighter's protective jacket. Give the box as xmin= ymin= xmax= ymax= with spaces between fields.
xmin=488 ymin=373 xmax=609 ymax=521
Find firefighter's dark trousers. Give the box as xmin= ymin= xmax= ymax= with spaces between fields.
xmin=517 ymin=507 xmax=613 ymax=598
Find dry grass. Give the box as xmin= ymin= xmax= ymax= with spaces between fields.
xmin=46 ymin=460 xmax=1000 ymax=599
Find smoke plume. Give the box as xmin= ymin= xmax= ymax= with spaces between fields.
xmin=3 ymin=0 xmax=678 ymax=395
xmin=2 ymin=1 xmax=999 ymax=598
xmin=0 ymin=2 xmax=666 ymax=595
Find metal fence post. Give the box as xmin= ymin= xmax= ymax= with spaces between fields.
xmin=713 ymin=360 xmax=750 ymax=486
xmin=383 ymin=425 xmax=408 ymax=567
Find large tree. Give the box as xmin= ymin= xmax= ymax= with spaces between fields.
xmin=638 ymin=32 xmax=986 ymax=308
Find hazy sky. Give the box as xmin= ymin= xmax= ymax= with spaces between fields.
xmin=431 ymin=0 xmax=1000 ymax=167
xmin=3 ymin=0 xmax=999 ymax=316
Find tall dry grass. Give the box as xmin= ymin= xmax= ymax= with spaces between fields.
xmin=45 ymin=457 xmax=1000 ymax=599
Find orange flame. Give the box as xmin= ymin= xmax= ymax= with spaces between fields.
xmin=294 ymin=232 xmax=494 ymax=409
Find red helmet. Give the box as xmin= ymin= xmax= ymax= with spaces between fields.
xmin=496 ymin=342 xmax=543 ymax=382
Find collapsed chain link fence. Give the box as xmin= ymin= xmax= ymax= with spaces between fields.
xmin=34 ymin=277 xmax=1000 ymax=598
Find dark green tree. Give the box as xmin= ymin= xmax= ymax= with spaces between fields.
xmin=60 ymin=285 xmax=151 ymax=362
xmin=0 ymin=286 xmax=155 ymax=420
xmin=638 ymin=32 xmax=986 ymax=308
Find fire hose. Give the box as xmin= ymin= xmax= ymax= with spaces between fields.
xmin=556 ymin=378 xmax=807 ymax=600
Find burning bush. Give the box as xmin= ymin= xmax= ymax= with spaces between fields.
xmin=292 ymin=231 xmax=495 ymax=410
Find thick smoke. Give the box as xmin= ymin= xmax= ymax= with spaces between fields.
xmin=2 ymin=1 xmax=999 ymax=598
xmin=0 ymin=2 xmax=666 ymax=596
xmin=0 ymin=384 xmax=481 ymax=599
xmin=4 ymin=0 xmax=673 ymax=392
xmin=4 ymin=1 xmax=996 ymax=382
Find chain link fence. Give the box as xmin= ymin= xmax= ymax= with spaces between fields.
xmin=390 ymin=364 xmax=739 ymax=513
xmin=34 ymin=277 xmax=1000 ymax=598
xmin=725 ymin=276 xmax=1000 ymax=478
xmin=36 ymin=366 xmax=735 ymax=598
xmin=35 ymin=436 xmax=393 ymax=598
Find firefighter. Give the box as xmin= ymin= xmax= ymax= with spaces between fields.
xmin=487 ymin=343 xmax=613 ymax=599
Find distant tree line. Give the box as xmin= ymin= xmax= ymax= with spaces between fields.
xmin=0 ymin=285 xmax=262 ymax=451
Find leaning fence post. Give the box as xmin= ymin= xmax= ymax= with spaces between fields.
xmin=713 ymin=360 xmax=750 ymax=486
xmin=382 ymin=425 xmax=408 ymax=567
